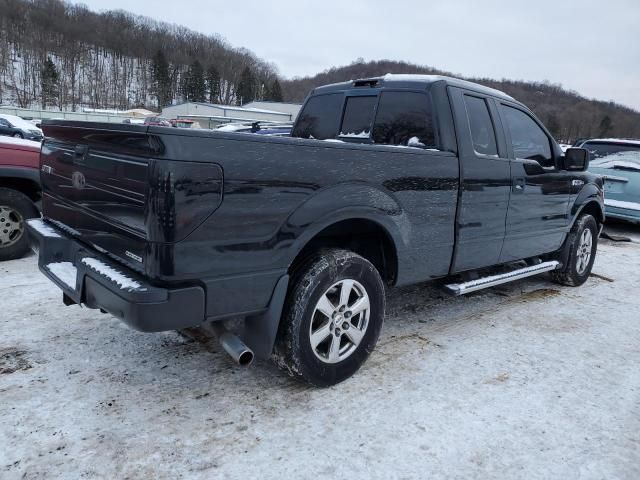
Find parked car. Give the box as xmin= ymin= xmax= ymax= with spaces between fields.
xmin=216 ymin=121 xmax=292 ymax=136
xmin=169 ymin=118 xmax=198 ymax=129
xmin=27 ymin=75 xmax=602 ymax=386
xmin=0 ymin=136 xmax=41 ymax=261
xmin=582 ymin=139 xmax=640 ymax=223
xmin=143 ymin=116 xmax=171 ymax=127
xmin=122 ymin=118 xmax=145 ymax=125
xmin=0 ymin=114 xmax=44 ymax=141
xmin=576 ymin=138 xmax=640 ymax=157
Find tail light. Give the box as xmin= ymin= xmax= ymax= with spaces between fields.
xmin=147 ymin=160 xmax=223 ymax=243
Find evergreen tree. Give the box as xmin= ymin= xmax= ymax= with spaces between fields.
xmin=546 ymin=113 xmax=561 ymax=140
xmin=266 ymin=79 xmax=283 ymax=102
xmin=598 ymin=115 xmax=613 ymax=137
xmin=236 ymin=67 xmax=256 ymax=106
xmin=151 ymin=50 xmax=172 ymax=108
xmin=206 ymin=65 xmax=221 ymax=104
xmin=183 ymin=60 xmax=206 ymax=102
xmin=40 ymin=56 xmax=59 ymax=108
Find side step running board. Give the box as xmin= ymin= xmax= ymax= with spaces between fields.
xmin=444 ymin=261 xmax=560 ymax=296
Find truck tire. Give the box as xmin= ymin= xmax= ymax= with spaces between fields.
xmin=273 ymin=249 xmax=385 ymax=387
xmin=0 ymin=188 xmax=39 ymax=261
xmin=551 ymin=214 xmax=598 ymax=287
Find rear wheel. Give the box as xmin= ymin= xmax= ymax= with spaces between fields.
xmin=0 ymin=188 xmax=39 ymax=261
xmin=551 ymin=214 xmax=598 ymax=286
xmin=12 ymin=132 xmax=24 ymax=139
xmin=273 ymin=249 xmax=385 ymax=387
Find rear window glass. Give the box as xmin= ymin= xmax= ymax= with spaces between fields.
xmin=463 ymin=95 xmax=498 ymax=156
xmin=292 ymin=94 xmax=343 ymax=140
xmin=340 ymin=96 xmax=377 ymax=138
xmin=372 ymin=92 xmax=436 ymax=148
xmin=581 ymin=142 xmax=640 ymax=159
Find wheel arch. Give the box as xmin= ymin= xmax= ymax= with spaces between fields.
xmin=283 ymin=183 xmax=409 ymax=285
xmin=288 ymin=214 xmax=402 ymax=285
xmin=570 ymin=183 xmax=604 ymax=228
xmin=0 ymin=167 xmax=42 ymax=204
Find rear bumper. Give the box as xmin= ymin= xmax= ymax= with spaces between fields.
xmin=26 ymin=218 xmax=205 ymax=332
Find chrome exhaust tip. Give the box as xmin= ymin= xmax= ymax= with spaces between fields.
xmin=210 ymin=322 xmax=254 ymax=367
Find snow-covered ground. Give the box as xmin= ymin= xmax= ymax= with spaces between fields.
xmin=1 ymin=224 xmax=639 ymax=479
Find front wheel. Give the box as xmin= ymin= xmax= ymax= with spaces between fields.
xmin=12 ymin=132 xmax=24 ymax=139
xmin=551 ymin=214 xmax=598 ymax=286
xmin=273 ymin=249 xmax=386 ymax=387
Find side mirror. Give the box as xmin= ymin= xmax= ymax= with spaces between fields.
xmin=562 ymin=148 xmax=589 ymax=171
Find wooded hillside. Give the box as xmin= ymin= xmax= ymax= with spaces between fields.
xmin=0 ymin=0 xmax=283 ymax=111
xmin=0 ymin=1 xmax=637 ymax=143
xmin=281 ymin=60 xmax=640 ymax=143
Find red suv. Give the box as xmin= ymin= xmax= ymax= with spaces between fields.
xmin=0 ymin=137 xmax=41 ymax=261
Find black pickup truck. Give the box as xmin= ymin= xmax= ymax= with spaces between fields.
xmin=27 ymin=75 xmax=604 ymax=386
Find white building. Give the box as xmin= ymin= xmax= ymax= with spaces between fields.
xmin=161 ymin=102 xmax=296 ymax=127
xmin=242 ymin=101 xmax=302 ymax=120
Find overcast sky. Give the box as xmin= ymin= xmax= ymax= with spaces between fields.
xmin=70 ymin=0 xmax=640 ymax=110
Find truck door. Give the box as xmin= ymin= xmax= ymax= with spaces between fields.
xmin=497 ymin=103 xmax=572 ymax=262
xmin=448 ymin=87 xmax=511 ymax=272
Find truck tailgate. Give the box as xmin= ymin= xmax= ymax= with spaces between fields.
xmin=40 ymin=121 xmax=223 ymax=275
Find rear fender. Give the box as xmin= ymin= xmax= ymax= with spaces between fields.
xmin=284 ymin=183 xmax=409 ymax=270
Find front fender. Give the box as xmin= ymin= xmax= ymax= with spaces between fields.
xmin=0 ymin=166 xmax=41 ymax=186
xmin=570 ymin=182 xmax=605 ymax=226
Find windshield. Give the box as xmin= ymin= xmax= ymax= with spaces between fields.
xmin=590 ymin=151 xmax=640 ymax=171
xmin=0 ymin=114 xmax=40 ymax=131
xmin=582 ymin=141 xmax=640 ymax=159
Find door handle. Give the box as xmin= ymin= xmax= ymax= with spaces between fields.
xmin=73 ymin=144 xmax=88 ymax=165
xmin=512 ymin=177 xmax=525 ymax=193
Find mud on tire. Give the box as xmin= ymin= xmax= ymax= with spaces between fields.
xmin=273 ymin=249 xmax=385 ymax=387
xmin=551 ymin=214 xmax=598 ymax=287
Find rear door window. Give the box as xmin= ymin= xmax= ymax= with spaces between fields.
xmin=463 ymin=95 xmax=498 ymax=156
xmin=502 ymin=105 xmax=553 ymax=166
xmin=292 ymin=93 xmax=343 ymax=140
xmin=372 ymin=91 xmax=436 ymax=148
xmin=339 ymin=96 xmax=377 ymax=139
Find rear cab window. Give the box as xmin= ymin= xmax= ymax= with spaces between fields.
xmin=339 ymin=96 xmax=377 ymax=139
xmin=293 ymin=89 xmax=439 ymax=150
xmin=372 ymin=91 xmax=436 ymax=148
xmin=291 ymin=93 xmax=343 ymax=140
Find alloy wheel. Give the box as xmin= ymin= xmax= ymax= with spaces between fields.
xmin=0 ymin=205 xmax=24 ymax=248
xmin=576 ymin=228 xmax=593 ymax=275
xmin=308 ymin=279 xmax=370 ymax=364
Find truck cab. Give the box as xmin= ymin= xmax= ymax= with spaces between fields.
xmin=291 ymin=75 xmax=602 ymax=273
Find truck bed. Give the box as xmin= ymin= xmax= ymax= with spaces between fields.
xmin=39 ymin=121 xmax=459 ymax=320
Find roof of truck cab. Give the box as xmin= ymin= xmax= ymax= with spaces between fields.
xmin=312 ymin=74 xmax=516 ymax=102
